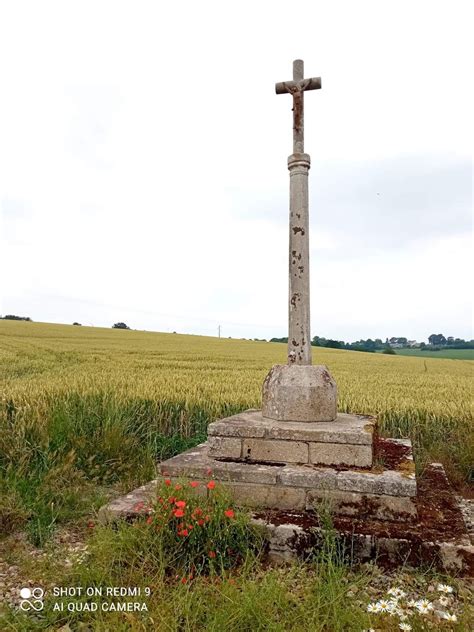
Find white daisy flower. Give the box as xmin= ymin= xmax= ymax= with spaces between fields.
xmin=437 ymin=583 xmax=454 ymax=594
xmin=367 ymin=603 xmax=380 ymax=613
xmin=399 ymin=623 xmax=412 ymax=631
xmin=415 ymin=599 xmax=433 ymax=615
xmin=376 ymin=599 xmax=391 ymax=613
xmin=442 ymin=612 xmax=457 ymax=622
xmin=407 ymin=599 xmax=417 ymax=608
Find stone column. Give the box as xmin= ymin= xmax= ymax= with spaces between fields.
xmin=262 ymin=59 xmax=337 ymax=423
xmin=288 ymin=152 xmax=312 ymax=365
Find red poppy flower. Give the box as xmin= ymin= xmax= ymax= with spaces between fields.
xmin=189 ymin=481 xmax=199 ymax=488
xmin=224 ymin=509 xmax=235 ymax=519
xmin=146 ymin=516 xmax=153 ymax=525
xmin=175 ymin=484 xmax=182 ymax=490
xmin=168 ymin=496 xmax=176 ymax=504
xmin=175 ymin=500 xmax=186 ymax=509
xmin=193 ymin=507 xmax=203 ymax=517
xmin=174 ymin=509 xmax=185 ymax=518
xmin=181 ymin=577 xmax=187 ymax=584
xmin=207 ymin=480 xmax=216 ymax=490
xmin=178 ymin=528 xmax=189 ymax=537
xmin=208 ymin=551 xmax=216 ymax=558
xmin=206 ymin=468 xmax=213 ymax=476
xmin=87 ymin=520 xmax=95 ymax=529
xmin=164 ymin=479 xmax=171 ymax=486
xmin=197 ymin=519 xmax=204 ymax=526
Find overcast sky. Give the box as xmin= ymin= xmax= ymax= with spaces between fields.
xmin=1 ymin=0 xmax=472 ymax=342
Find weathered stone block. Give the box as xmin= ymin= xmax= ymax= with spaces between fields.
xmin=243 ymin=438 xmax=308 ymax=464
xmin=211 ymin=461 xmax=280 ymax=485
xmin=267 ymin=413 xmax=375 ymax=444
xmin=336 ymin=469 xmax=416 ymax=497
xmin=262 ymin=364 xmax=337 ymax=422
xmin=307 ymin=489 xmax=417 ymax=521
xmin=278 ymin=465 xmax=338 ymax=489
xmin=208 ymin=436 xmax=242 ymax=459
xmin=98 ymin=480 xmax=159 ymax=522
xmin=160 ymin=443 xmax=282 ymax=485
xmin=309 ymin=443 xmax=373 ymax=468
xmin=208 ymin=413 xmax=267 ymax=438
xmin=208 ymin=410 xmax=375 ymax=446
xmin=229 ymin=482 xmax=306 ymax=510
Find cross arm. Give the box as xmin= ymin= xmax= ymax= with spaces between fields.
xmin=275 ymin=77 xmax=321 ymax=95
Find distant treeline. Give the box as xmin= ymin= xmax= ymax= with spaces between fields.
xmin=0 ymin=314 xmax=32 ymax=321
xmin=270 ymin=336 xmax=382 ymax=352
xmin=269 ymin=335 xmax=474 ymax=352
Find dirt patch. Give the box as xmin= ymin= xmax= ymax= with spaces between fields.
xmin=374 ymin=437 xmax=412 ymax=470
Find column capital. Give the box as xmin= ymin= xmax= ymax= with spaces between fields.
xmin=288 ymin=153 xmax=311 ymax=170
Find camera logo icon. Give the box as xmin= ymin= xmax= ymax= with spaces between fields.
xmin=19 ymin=587 xmax=44 ymax=611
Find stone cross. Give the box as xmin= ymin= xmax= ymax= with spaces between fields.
xmin=276 ymin=60 xmax=321 ymax=365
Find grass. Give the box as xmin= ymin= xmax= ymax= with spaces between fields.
xmin=376 ymin=348 xmax=474 ymax=360
xmin=0 ymin=320 xmax=473 ymax=629
xmin=1 ymin=504 xmax=472 ymax=631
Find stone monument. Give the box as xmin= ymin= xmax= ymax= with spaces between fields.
xmin=263 ymin=59 xmax=337 ymax=424
xmin=147 ymin=60 xmax=416 ymax=512
xmin=100 ymin=61 xmax=474 ymax=575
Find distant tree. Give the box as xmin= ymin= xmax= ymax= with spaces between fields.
xmin=270 ymin=337 xmax=288 ymax=343
xmin=383 ymin=347 xmax=396 ymax=355
xmin=389 ymin=337 xmax=407 ymax=346
xmin=112 ymin=322 xmax=130 ymax=330
xmin=312 ymin=336 xmax=328 ymax=347
xmin=428 ymin=333 xmax=446 ymax=346
xmin=325 ymin=339 xmax=343 ymax=349
xmin=73 ymin=322 xmax=82 ymax=326
xmin=1 ymin=314 xmax=32 ymax=321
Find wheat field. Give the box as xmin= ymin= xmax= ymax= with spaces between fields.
xmin=1 ymin=319 xmax=473 ymax=628
xmin=1 ymin=319 xmax=472 ymax=488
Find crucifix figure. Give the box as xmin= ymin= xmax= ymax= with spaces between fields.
xmin=275 ymin=60 xmax=321 ymax=365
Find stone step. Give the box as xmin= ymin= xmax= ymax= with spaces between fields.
xmin=155 ymin=442 xmax=417 ymax=522
xmin=97 ymin=461 xmax=473 ymax=576
xmin=207 ymin=410 xmax=375 ymax=468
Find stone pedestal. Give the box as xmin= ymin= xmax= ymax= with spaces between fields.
xmin=208 ymin=410 xmax=373 ymax=468
xmin=154 ymin=438 xmax=417 ymax=521
xmin=146 ymin=409 xmax=419 ymax=523
xmin=262 ymin=364 xmax=337 ymax=422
